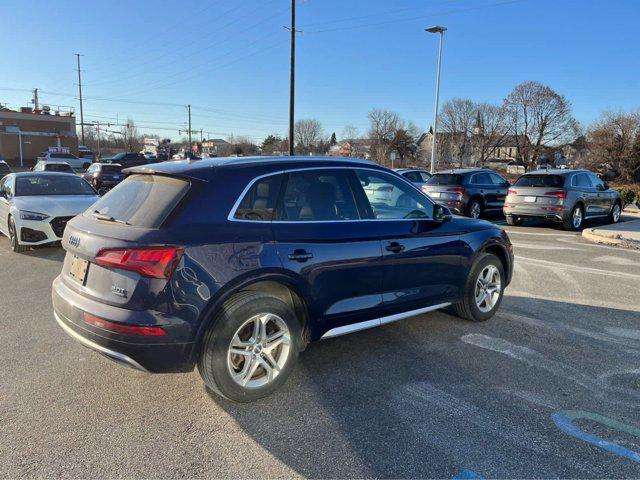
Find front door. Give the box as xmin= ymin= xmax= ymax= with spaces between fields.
xmin=489 ymin=172 xmax=510 ymax=209
xmin=573 ymin=173 xmax=599 ymax=216
xmin=353 ymin=169 xmax=466 ymax=315
xmin=271 ymin=169 xmax=384 ymax=335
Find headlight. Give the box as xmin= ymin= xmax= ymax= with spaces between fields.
xmin=20 ymin=210 xmax=50 ymax=221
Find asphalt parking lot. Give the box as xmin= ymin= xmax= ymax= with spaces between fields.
xmin=2 ymin=216 xmax=640 ymax=478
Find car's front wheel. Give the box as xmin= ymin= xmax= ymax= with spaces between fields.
xmin=198 ymin=291 xmax=301 ymax=403
xmin=8 ymin=217 xmax=27 ymax=253
xmin=452 ymin=253 xmax=504 ymax=322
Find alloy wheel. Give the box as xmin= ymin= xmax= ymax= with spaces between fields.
xmin=470 ymin=202 xmax=481 ymax=219
xmin=475 ymin=265 xmax=501 ymax=313
xmin=227 ymin=313 xmax=291 ymax=389
xmin=612 ymin=204 xmax=621 ymax=223
xmin=572 ymin=207 xmax=583 ymax=229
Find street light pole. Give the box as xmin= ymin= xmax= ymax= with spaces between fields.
xmin=75 ymin=53 xmax=85 ymax=146
xmin=288 ymin=0 xmax=296 ymax=156
xmin=425 ymin=26 xmax=446 ymax=174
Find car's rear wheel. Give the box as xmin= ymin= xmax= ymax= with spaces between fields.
xmin=563 ymin=204 xmax=583 ymax=230
xmin=466 ymin=199 xmax=482 ymax=219
xmin=506 ymin=215 xmax=523 ymax=226
xmin=608 ymin=201 xmax=622 ymax=224
xmin=8 ymin=217 xmax=27 ymax=253
xmin=452 ymin=253 xmax=504 ymax=322
xmin=198 ymin=291 xmax=301 ymax=403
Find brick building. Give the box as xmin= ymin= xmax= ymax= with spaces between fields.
xmin=0 ymin=107 xmax=78 ymax=167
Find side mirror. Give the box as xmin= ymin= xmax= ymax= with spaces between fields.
xmin=434 ymin=203 xmax=453 ymax=222
xmin=597 ymin=183 xmax=607 ymax=191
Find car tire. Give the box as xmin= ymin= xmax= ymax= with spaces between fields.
xmin=608 ymin=201 xmax=622 ymax=224
xmin=198 ymin=291 xmax=301 ymax=403
xmin=563 ymin=204 xmax=583 ymax=231
xmin=8 ymin=217 xmax=27 ymax=253
xmin=506 ymin=215 xmax=523 ymax=226
xmin=452 ymin=252 xmax=505 ymax=322
xmin=466 ymin=199 xmax=483 ymax=219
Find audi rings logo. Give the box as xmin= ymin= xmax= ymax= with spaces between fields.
xmin=69 ymin=235 xmax=81 ymax=248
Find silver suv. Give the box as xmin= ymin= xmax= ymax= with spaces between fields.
xmin=503 ymin=169 xmax=622 ymax=230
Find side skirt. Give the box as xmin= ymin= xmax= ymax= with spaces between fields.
xmin=321 ymin=302 xmax=451 ymax=339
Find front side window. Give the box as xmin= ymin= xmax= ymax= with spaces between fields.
xmin=489 ymin=173 xmax=507 ymax=185
xmin=355 ymin=170 xmax=433 ymax=220
xmin=572 ymin=173 xmax=592 ymax=188
xmin=471 ymin=172 xmax=492 ymax=185
xmin=276 ymin=170 xmax=359 ymax=221
xmin=233 ymin=174 xmax=283 ymax=221
xmin=588 ymin=172 xmax=605 ymax=188
xmin=402 ymin=171 xmax=422 ymax=182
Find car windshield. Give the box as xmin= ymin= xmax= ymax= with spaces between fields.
xmin=15 ymin=175 xmax=96 ymax=196
xmin=427 ymin=174 xmax=463 ymax=185
xmin=515 ymin=175 xmax=565 ymax=188
xmin=50 ymin=153 xmax=78 ymax=160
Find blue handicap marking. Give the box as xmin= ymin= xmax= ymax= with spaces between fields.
xmin=552 ymin=410 xmax=640 ymax=464
xmin=452 ymin=469 xmax=484 ymax=479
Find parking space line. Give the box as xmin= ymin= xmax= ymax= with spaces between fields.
xmin=515 ymin=255 xmax=640 ymax=280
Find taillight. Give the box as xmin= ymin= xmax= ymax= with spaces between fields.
xmin=447 ymin=187 xmax=465 ymax=195
xmin=95 ymin=246 xmax=184 ymax=279
xmin=420 ymin=185 xmax=429 ymax=194
xmin=507 ymin=189 xmax=518 ymax=195
xmin=83 ymin=312 xmax=166 ymax=336
xmin=545 ymin=191 xmax=566 ymax=199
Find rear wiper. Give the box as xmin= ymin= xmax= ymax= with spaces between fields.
xmin=92 ymin=210 xmax=130 ymax=225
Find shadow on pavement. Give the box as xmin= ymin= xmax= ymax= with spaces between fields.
xmin=210 ymin=297 xmax=640 ymax=478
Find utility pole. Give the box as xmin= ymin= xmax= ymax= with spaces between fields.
xmin=187 ymin=104 xmax=192 ymax=153
xmin=425 ymin=26 xmax=446 ymax=174
xmin=32 ymin=88 xmax=39 ymax=110
xmin=95 ymin=121 xmax=101 ymax=158
xmin=288 ymin=0 xmax=295 ymax=156
xmin=75 ymin=53 xmax=86 ymax=146
xmin=200 ymin=129 xmax=203 ymax=142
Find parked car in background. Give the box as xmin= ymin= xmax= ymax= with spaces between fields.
xmin=0 ymin=172 xmax=99 ymax=252
xmin=36 ymin=152 xmax=91 ymax=172
xmin=394 ymin=168 xmax=432 ymax=192
xmin=82 ymin=163 xmax=125 ymax=195
xmin=422 ymin=169 xmax=511 ymax=219
xmin=0 ymin=160 xmax=12 ymax=176
xmin=33 ymin=161 xmax=75 ymax=174
xmin=141 ymin=151 xmax=157 ymax=161
xmin=78 ymin=146 xmax=96 ymax=163
xmin=503 ymin=169 xmax=622 ymax=230
xmin=100 ymin=152 xmax=148 ymax=169
xmin=52 ymin=156 xmax=513 ymax=402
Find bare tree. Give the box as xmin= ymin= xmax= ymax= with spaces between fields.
xmin=588 ymin=110 xmax=640 ymax=182
xmin=439 ymin=98 xmax=476 ymax=167
xmin=504 ymin=81 xmax=579 ymax=171
xmin=294 ymin=119 xmax=323 ymax=153
xmin=368 ymin=109 xmax=400 ymax=165
xmin=472 ymin=102 xmax=510 ymax=164
xmin=341 ymin=124 xmax=360 ymax=142
xmin=121 ymin=119 xmax=141 ymax=152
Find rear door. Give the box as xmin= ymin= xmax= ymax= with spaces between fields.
xmin=353 ymin=169 xmax=465 ymax=314
xmin=271 ymin=169 xmax=384 ymax=331
xmin=470 ymin=172 xmax=498 ymax=208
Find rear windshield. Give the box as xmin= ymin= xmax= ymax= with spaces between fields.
xmin=89 ymin=174 xmax=189 ymax=228
xmin=101 ymin=165 xmax=122 ymax=173
xmin=50 ymin=153 xmax=78 ymax=160
xmin=515 ymin=175 xmax=565 ymax=188
xmin=426 ymin=174 xmax=463 ymax=186
xmin=46 ymin=164 xmax=73 ymax=172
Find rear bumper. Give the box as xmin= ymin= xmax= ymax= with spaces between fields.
xmin=52 ymin=275 xmax=196 ymax=373
xmin=504 ymin=204 xmax=569 ymax=222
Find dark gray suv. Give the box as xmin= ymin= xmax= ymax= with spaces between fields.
xmin=503 ymin=169 xmax=622 ymax=230
xmin=422 ymin=169 xmax=510 ymax=219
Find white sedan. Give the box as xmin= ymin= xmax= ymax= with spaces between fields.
xmin=0 ymin=172 xmax=99 ymax=252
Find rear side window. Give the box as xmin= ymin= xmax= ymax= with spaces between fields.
xmin=276 ymin=170 xmax=359 ymax=221
xmin=427 ymin=174 xmax=463 ymax=185
xmin=515 ymin=175 xmax=565 ymax=188
xmin=90 ymin=174 xmax=189 ymax=228
xmin=402 ymin=171 xmax=422 ymax=182
xmin=233 ymin=175 xmax=283 ymax=221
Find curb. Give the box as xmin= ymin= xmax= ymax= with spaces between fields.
xmin=582 ymin=228 xmax=640 ymax=249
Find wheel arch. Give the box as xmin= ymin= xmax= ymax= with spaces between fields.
xmin=192 ymin=272 xmax=313 ymax=359
xmin=477 ymin=241 xmax=512 ymax=286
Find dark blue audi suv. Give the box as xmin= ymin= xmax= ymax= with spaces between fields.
xmin=52 ymin=156 xmax=513 ymax=402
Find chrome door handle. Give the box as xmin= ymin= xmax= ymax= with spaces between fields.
xmin=288 ymin=249 xmax=313 ymax=262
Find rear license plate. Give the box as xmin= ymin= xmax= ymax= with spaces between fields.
xmin=69 ymin=255 xmax=89 ymax=284
xmin=524 ymin=196 xmax=537 ymax=203
xmin=430 ymin=192 xmax=441 ymax=198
